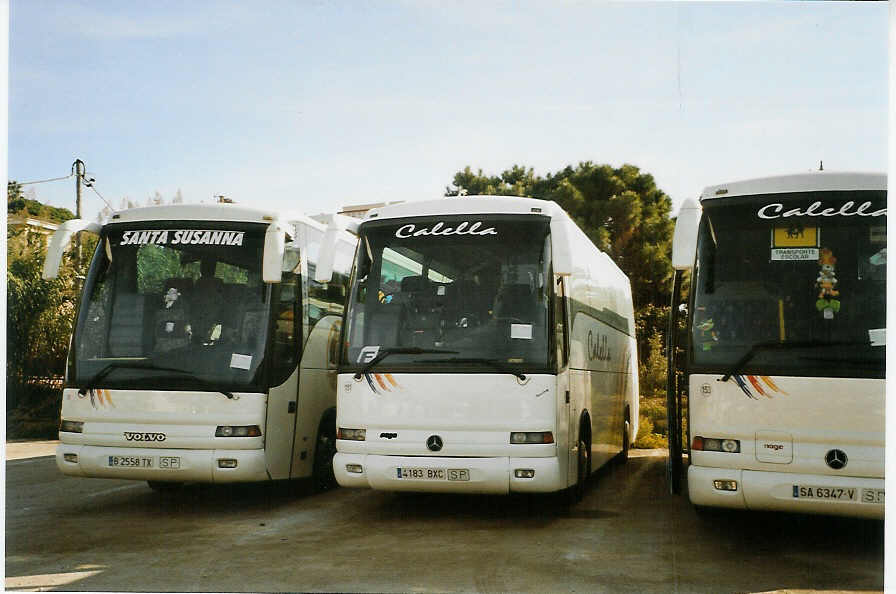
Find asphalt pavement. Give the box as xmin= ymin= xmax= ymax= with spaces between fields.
xmin=5 ymin=443 xmax=885 ymax=593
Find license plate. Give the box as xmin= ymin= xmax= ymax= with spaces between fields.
xmin=108 ymin=455 xmax=154 ymax=468
xmin=396 ymin=467 xmax=470 ymax=481
xmin=792 ymin=485 xmax=857 ymax=501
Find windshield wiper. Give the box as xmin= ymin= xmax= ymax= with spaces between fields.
xmin=79 ymin=361 xmax=235 ymax=399
xmin=720 ymin=340 xmax=870 ymax=382
xmin=415 ymin=357 xmax=527 ymax=381
xmin=354 ymin=347 xmax=458 ymax=379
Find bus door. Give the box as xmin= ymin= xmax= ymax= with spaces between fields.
xmin=553 ymin=274 xmax=576 ymax=488
xmin=264 ymin=245 xmax=303 ymax=479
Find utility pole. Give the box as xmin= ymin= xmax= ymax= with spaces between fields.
xmin=72 ymin=159 xmax=86 ymax=268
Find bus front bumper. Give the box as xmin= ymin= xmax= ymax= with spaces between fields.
xmin=688 ymin=465 xmax=884 ymax=519
xmin=56 ymin=444 xmax=269 ymax=483
xmin=334 ymin=453 xmax=564 ymax=494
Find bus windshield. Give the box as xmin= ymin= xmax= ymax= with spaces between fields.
xmin=343 ymin=216 xmax=552 ymax=373
xmin=692 ymin=190 xmax=886 ymax=379
xmin=71 ymin=223 xmax=271 ymax=392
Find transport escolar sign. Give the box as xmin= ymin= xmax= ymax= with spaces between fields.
xmin=119 ymin=229 xmax=245 ymax=246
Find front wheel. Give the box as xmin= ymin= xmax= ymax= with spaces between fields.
xmin=312 ymin=419 xmax=338 ymax=492
xmin=567 ymin=438 xmax=590 ymax=504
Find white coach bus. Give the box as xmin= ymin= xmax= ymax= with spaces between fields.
xmin=324 ymin=196 xmax=638 ymax=499
xmin=43 ymin=203 xmax=355 ymax=490
xmin=666 ymin=172 xmax=885 ymax=518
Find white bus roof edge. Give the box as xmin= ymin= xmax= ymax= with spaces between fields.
xmin=701 ymin=171 xmax=886 ymax=201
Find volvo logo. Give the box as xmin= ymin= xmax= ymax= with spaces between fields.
xmin=123 ymin=431 xmax=166 ymax=442
xmin=825 ymin=449 xmax=848 ymax=470
xmin=426 ymin=435 xmax=443 ymax=452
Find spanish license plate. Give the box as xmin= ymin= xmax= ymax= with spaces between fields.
xmin=792 ymin=485 xmax=857 ymax=501
xmin=396 ymin=467 xmax=470 ymax=481
xmin=108 ymin=455 xmax=154 ymax=468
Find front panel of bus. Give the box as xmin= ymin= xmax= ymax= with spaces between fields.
xmin=56 ymin=221 xmax=299 ymax=483
xmin=686 ymin=190 xmax=885 ymax=517
xmin=333 ymin=215 xmax=565 ymax=493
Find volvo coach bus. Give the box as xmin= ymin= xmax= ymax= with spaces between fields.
xmin=323 ymin=196 xmax=638 ymax=499
xmin=666 ymin=172 xmax=885 ymax=518
xmin=43 ymin=204 xmax=355 ymax=490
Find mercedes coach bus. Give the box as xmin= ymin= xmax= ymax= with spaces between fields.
xmin=323 ymin=196 xmax=638 ymax=499
xmin=43 ymin=203 xmax=355 ymax=490
xmin=666 ymin=172 xmax=885 ymax=518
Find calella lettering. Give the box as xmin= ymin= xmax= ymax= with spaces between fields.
xmin=757 ymin=201 xmax=886 ymax=220
xmin=394 ymin=221 xmax=498 ymax=239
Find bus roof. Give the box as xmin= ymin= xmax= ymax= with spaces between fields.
xmin=107 ymin=203 xmax=280 ymax=224
xmin=700 ymin=171 xmax=886 ymax=202
xmin=361 ymin=195 xmax=566 ymax=222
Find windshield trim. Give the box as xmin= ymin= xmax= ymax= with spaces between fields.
xmin=688 ymin=193 xmax=886 ymax=381
xmin=341 ymin=214 xmax=553 ymax=373
xmin=68 ymin=220 xmax=274 ymax=393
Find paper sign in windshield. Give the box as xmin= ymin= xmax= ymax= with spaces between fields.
xmin=511 ymin=324 xmax=533 ymax=340
xmin=230 ymin=353 xmax=252 ymax=370
xmin=120 ymin=230 xmax=245 ymax=246
xmin=771 ymin=248 xmax=819 ymax=261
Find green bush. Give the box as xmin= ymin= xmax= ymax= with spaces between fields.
xmin=7 ymin=183 xmax=83 ymax=434
xmin=6 ymin=383 xmax=62 ymax=439
xmin=634 ymin=416 xmax=668 ymax=449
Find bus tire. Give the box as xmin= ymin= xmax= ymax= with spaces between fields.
xmin=569 ymin=437 xmax=590 ymax=504
xmin=312 ymin=414 xmax=338 ymax=492
xmin=147 ymin=481 xmax=182 ymax=492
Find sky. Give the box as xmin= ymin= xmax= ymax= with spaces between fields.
xmin=8 ymin=1 xmax=889 ymax=222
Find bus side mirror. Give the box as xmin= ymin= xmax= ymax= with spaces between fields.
xmin=671 ymin=198 xmax=702 ymax=271
xmin=315 ymin=214 xmax=359 ymax=283
xmin=263 ymin=223 xmax=286 ymax=283
xmin=550 ymin=217 xmax=574 ymax=276
xmin=42 ymin=219 xmax=101 ymax=279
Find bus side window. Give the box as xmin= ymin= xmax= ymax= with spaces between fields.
xmin=269 ymin=271 xmax=300 ymax=386
xmin=554 ymin=276 xmax=568 ymax=369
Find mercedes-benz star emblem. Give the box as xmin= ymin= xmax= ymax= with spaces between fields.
xmin=426 ymin=435 xmax=443 ymax=452
xmin=825 ymin=449 xmax=847 ymax=470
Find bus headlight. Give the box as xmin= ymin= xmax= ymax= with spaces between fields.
xmin=215 ymin=425 xmax=261 ymax=437
xmin=337 ymin=428 xmax=366 ymax=441
xmin=510 ymin=431 xmax=554 ymax=444
xmin=59 ymin=420 xmax=84 ymax=433
xmin=692 ymin=436 xmax=740 ymax=453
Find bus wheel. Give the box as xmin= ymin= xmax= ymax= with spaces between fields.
xmin=147 ymin=481 xmax=183 ymax=492
xmin=571 ymin=438 xmax=590 ymax=503
xmin=312 ymin=420 xmax=338 ymax=492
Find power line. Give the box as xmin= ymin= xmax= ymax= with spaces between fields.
xmin=13 ymin=173 xmax=74 ymax=186
xmin=86 ymin=182 xmax=113 ymax=210
xmin=13 ymin=161 xmax=114 ymax=213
